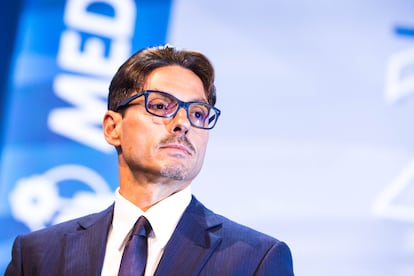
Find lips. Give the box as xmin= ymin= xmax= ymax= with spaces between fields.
xmin=159 ymin=143 xmax=193 ymax=155
xmin=158 ymin=135 xmax=196 ymax=156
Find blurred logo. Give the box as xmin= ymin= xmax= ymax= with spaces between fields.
xmin=375 ymin=24 xmax=414 ymax=222
xmin=373 ymin=159 xmax=414 ymax=222
xmin=9 ymin=164 xmax=114 ymax=231
xmin=385 ymin=25 xmax=414 ymax=104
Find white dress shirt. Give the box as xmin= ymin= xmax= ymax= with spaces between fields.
xmin=101 ymin=186 xmax=192 ymax=276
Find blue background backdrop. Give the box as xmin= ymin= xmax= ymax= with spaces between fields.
xmin=1 ymin=1 xmax=414 ymax=275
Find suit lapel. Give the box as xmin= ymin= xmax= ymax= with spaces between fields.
xmin=62 ymin=205 xmax=113 ymax=276
xmin=155 ymin=197 xmax=223 ymax=275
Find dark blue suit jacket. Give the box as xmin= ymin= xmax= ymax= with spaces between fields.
xmin=6 ymin=196 xmax=294 ymax=275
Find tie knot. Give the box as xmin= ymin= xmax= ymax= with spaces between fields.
xmin=133 ymin=216 xmax=152 ymax=238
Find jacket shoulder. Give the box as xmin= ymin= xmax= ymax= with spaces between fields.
xmin=18 ymin=204 xmax=113 ymax=244
xmin=191 ymin=197 xmax=286 ymax=247
xmin=189 ymin=197 xmax=294 ymax=275
xmin=5 ymin=205 xmax=114 ymax=276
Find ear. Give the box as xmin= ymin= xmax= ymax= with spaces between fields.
xmin=103 ymin=110 xmax=122 ymax=147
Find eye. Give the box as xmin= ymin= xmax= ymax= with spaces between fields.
xmin=148 ymin=99 xmax=169 ymax=112
xmin=194 ymin=111 xmax=206 ymax=119
xmin=147 ymin=97 xmax=177 ymax=116
xmin=149 ymin=101 xmax=168 ymax=110
xmin=189 ymin=105 xmax=209 ymax=122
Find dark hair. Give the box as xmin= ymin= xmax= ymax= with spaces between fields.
xmin=108 ymin=45 xmax=216 ymax=111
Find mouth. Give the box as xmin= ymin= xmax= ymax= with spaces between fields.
xmin=159 ymin=143 xmax=193 ymax=156
xmin=158 ymin=135 xmax=196 ymax=156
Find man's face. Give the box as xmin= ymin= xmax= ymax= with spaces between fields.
xmin=112 ymin=65 xmax=210 ymax=183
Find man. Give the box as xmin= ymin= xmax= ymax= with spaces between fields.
xmin=6 ymin=45 xmax=294 ymax=275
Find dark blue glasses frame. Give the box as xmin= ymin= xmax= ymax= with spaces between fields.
xmin=115 ymin=90 xmax=221 ymax=130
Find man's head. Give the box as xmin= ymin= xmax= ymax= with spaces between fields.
xmin=103 ymin=45 xmax=219 ymax=190
xmin=107 ymin=45 xmax=216 ymax=112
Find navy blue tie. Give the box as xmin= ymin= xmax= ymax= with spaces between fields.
xmin=118 ymin=216 xmax=152 ymax=276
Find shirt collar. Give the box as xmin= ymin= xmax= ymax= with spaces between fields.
xmin=112 ymin=185 xmax=192 ymax=249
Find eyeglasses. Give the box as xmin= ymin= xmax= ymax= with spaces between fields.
xmin=115 ymin=90 xmax=221 ymax=130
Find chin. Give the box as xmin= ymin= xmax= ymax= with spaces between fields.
xmin=160 ymin=164 xmax=188 ymax=181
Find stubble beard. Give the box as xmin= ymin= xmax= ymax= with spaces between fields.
xmin=160 ymin=163 xmax=187 ymax=181
xmin=157 ymin=135 xmax=196 ymax=181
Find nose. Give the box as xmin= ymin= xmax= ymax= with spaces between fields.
xmin=170 ymin=107 xmax=190 ymax=134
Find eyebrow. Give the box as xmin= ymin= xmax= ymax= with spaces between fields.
xmin=147 ymin=89 xmax=209 ymax=104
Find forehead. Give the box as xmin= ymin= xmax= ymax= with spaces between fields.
xmin=144 ymin=65 xmax=207 ymax=101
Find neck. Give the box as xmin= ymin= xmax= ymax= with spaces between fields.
xmin=118 ymin=172 xmax=191 ymax=211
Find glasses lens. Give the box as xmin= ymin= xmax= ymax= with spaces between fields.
xmin=144 ymin=90 xmax=219 ymax=129
xmin=188 ymin=103 xmax=218 ymax=129
xmin=146 ymin=92 xmax=178 ymax=117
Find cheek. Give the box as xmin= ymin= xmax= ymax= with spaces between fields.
xmin=124 ymin=132 xmax=156 ymax=164
xmin=122 ymin=118 xmax=155 ymax=151
xmin=194 ymin=133 xmax=209 ymax=159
